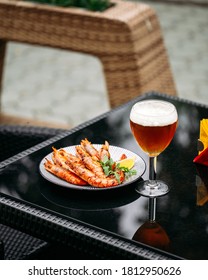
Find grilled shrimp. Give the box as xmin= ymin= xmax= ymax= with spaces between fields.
xmin=44 ymin=159 xmax=88 ymax=186
xmin=44 ymin=138 xmax=126 ymax=188
xmin=76 ymin=145 xmax=105 ymax=178
xmin=52 ymin=147 xmax=74 ymax=172
xmin=80 ymin=138 xmax=100 ymax=161
xmin=65 ymin=153 xmax=120 ymax=188
xmin=88 ymin=176 xmax=120 ymax=188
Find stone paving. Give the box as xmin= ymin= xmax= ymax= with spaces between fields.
xmin=1 ymin=1 xmax=208 ymax=128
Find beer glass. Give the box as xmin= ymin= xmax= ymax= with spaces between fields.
xmin=130 ymin=99 xmax=178 ymax=197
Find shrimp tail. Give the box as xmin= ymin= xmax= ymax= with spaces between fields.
xmin=81 ymin=138 xmax=100 ymax=161
xmin=99 ymin=140 xmax=110 ymax=161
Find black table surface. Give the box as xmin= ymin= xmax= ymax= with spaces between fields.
xmin=0 ymin=92 xmax=208 ymax=260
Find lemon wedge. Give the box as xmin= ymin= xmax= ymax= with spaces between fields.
xmin=117 ymin=157 xmax=136 ymax=169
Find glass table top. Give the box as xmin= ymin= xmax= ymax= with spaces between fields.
xmin=1 ymin=93 xmax=208 ymax=259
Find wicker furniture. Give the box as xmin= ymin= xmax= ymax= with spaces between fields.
xmin=0 ymin=124 xmax=67 ymax=161
xmin=0 ymin=124 xmax=67 ymax=259
xmin=0 ymin=223 xmax=48 ymax=259
xmin=0 ymin=0 xmax=177 ymax=114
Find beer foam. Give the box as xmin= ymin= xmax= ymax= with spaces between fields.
xmin=130 ymin=100 xmax=178 ymax=126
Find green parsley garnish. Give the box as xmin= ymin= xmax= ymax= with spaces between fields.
xmin=100 ymin=155 xmax=137 ymax=183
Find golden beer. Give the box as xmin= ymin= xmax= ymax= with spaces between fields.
xmin=130 ymin=120 xmax=177 ymax=157
xmin=130 ymin=100 xmax=178 ymax=157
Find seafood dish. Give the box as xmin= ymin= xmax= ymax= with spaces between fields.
xmin=43 ymin=138 xmax=139 ymax=188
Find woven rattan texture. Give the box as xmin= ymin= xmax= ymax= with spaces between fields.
xmin=0 ymin=125 xmax=67 ymax=161
xmin=0 ymin=0 xmax=176 ymax=109
xmin=0 ymin=223 xmax=47 ymax=259
xmin=0 ymin=195 xmax=179 ymax=260
xmin=0 ymin=125 xmax=67 ymax=259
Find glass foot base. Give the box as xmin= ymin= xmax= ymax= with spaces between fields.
xmin=135 ymin=180 xmax=170 ymax=198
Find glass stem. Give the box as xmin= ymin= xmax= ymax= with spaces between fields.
xmin=149 ymin=157 xmax=157 ymax=221
xmin=149 ymin=198 xmax=156 ymax=222
xmin=149 ymin=156 xmax=157 ymax=182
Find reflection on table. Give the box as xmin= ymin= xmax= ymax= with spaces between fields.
xmin=132 ymin=220 xmax=170 ymax=251
xmin=195 ymin=163 xmax=208 ymax=206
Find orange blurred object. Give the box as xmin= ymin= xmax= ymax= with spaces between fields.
xmin=132 ymin=221 xmax=170 ymax=251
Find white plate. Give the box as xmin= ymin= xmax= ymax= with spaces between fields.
xmin=39 ymin=145 xmax=146 ymax=191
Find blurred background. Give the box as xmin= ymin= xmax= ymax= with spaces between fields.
xmin=1 ymin=0 xmax=208 ymax=128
